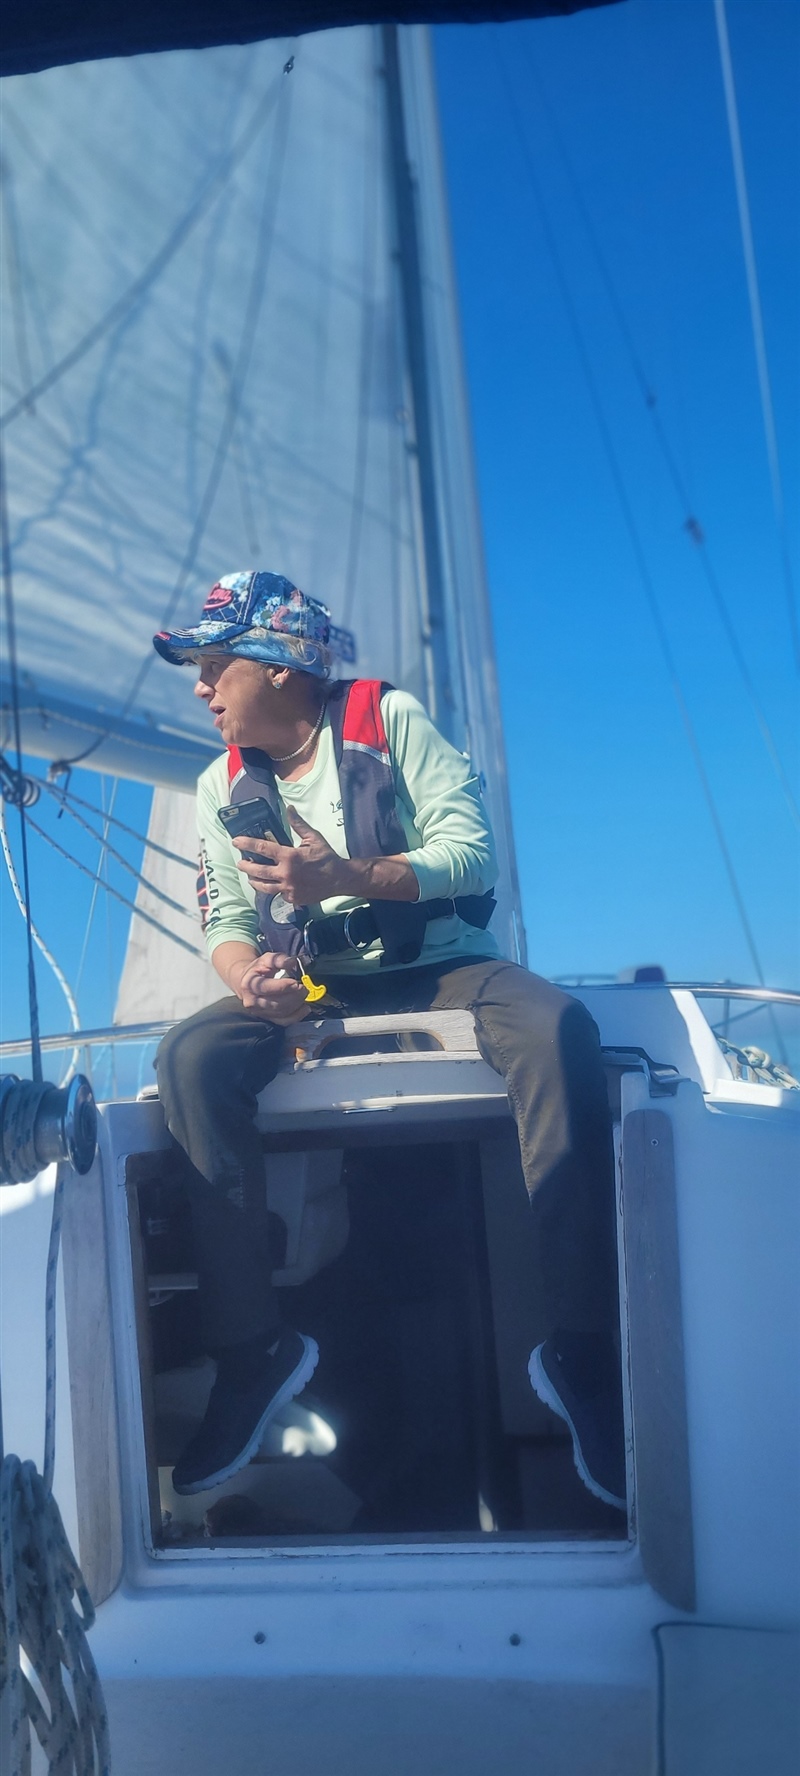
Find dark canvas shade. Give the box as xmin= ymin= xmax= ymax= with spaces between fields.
xmin=1 ymin=0 xmax=619 ymax=79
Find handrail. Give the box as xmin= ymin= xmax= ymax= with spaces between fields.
xmin=1 ymin=982 xmax=798 ymax=1060
xmin=558 ymin=980 xmax=800 ymax=1005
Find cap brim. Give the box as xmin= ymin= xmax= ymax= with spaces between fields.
xmin=152 ymin=624 xmax=332 ymax=679
xmin=152 ymin=623 xmax=249 ymax=664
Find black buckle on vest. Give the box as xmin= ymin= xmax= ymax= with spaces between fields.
xmin=303 ymin=906 xmax=378 ymax=960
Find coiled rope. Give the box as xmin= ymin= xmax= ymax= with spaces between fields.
xmin=0 ymin=1458 xmax=111 ymax=1775
xmin=717 ymin=1038 xmax=800 ymax=1091
xmin=0 ymin=1162 xmax=111 ymax=1775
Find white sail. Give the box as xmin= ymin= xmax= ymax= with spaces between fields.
xmin=2 ymin=26 xmax=524 ymax=1021
xmin=114 ymin=788 xmax=225 ymax=1025
xmin=1 ymin=31 xmax=428 ymax=779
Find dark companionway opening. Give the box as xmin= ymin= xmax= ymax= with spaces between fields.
xmin=127 ymin=1126 xmax=627 ymax=1549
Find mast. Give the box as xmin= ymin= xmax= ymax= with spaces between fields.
xmin=381 ymin=22 xmax=454 ymax=740
xmin=384 ymin=25 xmax=527 ymax=963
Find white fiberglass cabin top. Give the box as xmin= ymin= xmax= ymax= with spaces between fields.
xmin=2 ymin=980 xmax=798 ymax=1773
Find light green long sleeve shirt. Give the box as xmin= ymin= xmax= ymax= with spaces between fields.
xmin=196 ymin=687 xmax=501 ymax=975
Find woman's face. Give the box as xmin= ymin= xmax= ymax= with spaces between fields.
xmin=193 ymin=652 xmax=277 ymax=748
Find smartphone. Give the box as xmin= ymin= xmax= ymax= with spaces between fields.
xmin=217 ymin=797 xmax=288 ymax=860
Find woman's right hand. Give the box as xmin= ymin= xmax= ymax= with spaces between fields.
xmin=229 ymin=952 xmax=309 ymax=1024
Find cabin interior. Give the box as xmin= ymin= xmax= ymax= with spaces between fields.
xmin=125 ymin=1055 xmax=629 ymax=1550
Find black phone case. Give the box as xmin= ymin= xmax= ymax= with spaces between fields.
xmin=217 ymin=798 xmax=287 ymax=849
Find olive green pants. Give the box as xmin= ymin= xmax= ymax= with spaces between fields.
xmin=156 ymin=958 xmax=618 ymax=1352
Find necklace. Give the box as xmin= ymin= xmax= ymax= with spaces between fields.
xmin=267 ymin=702 xmax=326 ymax=764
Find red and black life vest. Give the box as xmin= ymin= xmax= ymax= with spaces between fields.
xmin=225 ymin=678 xmax=495 ymax=967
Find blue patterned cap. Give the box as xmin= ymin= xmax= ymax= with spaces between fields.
xmin=153 ymin=571 xmax=333 ymax=679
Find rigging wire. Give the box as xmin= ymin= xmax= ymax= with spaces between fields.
xmin=101 ymin=781 xmax=119 ymax=1099
xmin=0 ymin=439 xmax=42 ymax=1082
xmin=495 ymin=44 xmax=770 ymax=997
xmin=32 ymin=774 xmax=195 ymax=867
xmin=710 ymin=998 xmax=773 ymax=1034
xmin=519 ymin=36 xmax=800 ymax=835
xmin=20 ymin=810 xmax=205 ymax=960
xmin=52 ymin=55 xmax=297 ymax=774
xmin=713 ymin=0 xmax=800 ymax=673
xmin=36 ymin=780 xmax=197 ymax=920
xmin=0 ymin=797 xmax=83 ymax=1085
xmin=0 ymin=69 xmax=289 ymax=434
xmin=74 ymin=778 xmax=119 ymax=1005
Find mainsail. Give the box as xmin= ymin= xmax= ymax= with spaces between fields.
xmin=1 ymin=27 xmax=524 ymax=1025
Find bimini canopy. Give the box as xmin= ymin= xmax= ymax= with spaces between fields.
xmin=1 ymin=1 xmax=618 ymax=80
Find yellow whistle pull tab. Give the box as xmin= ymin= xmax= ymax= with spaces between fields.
xmin=300 ymin=971 xmax=327 ymax=1004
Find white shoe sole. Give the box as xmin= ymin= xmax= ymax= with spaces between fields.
xmin=174 ymin=1335 xmax=320 ymax=1496
xmin=528 ymin=1344 xmax=626 ymax=1512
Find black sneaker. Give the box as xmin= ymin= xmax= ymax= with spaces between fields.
xmin=172 ymin=1330 xmax=319 ymax=1496
xmin=528 ymin=1336 xmax=627 ymax=1512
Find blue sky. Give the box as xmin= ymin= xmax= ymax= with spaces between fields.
xmin=435 ymin=0 xmax=798 ymax=994
xmin=1 ymin=0 xmax=798 ymax=1081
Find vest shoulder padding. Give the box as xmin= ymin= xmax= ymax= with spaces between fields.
xmin=340 ymin=680 xmax=391 ymax=759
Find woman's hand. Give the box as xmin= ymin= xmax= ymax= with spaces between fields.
xmin=228 ymin=951 xmax=308 ymax=1024
xmin=234 ymin=808 xmax=419 ymax=905
xmin=233 ymin=808 xmax=343 ymax=905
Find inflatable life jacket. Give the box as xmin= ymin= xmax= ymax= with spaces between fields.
xmin=225 ymin=679 xmax=495 ymax=967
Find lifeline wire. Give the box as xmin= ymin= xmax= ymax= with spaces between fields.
xmin=0 ymin=438 xmax=42 ymax=1083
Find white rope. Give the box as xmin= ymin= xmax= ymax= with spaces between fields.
xmin=717 ymin=1037 xmax=800 ymax=1091
xmin=0 ymin=798 xmax=83 ymax=1085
